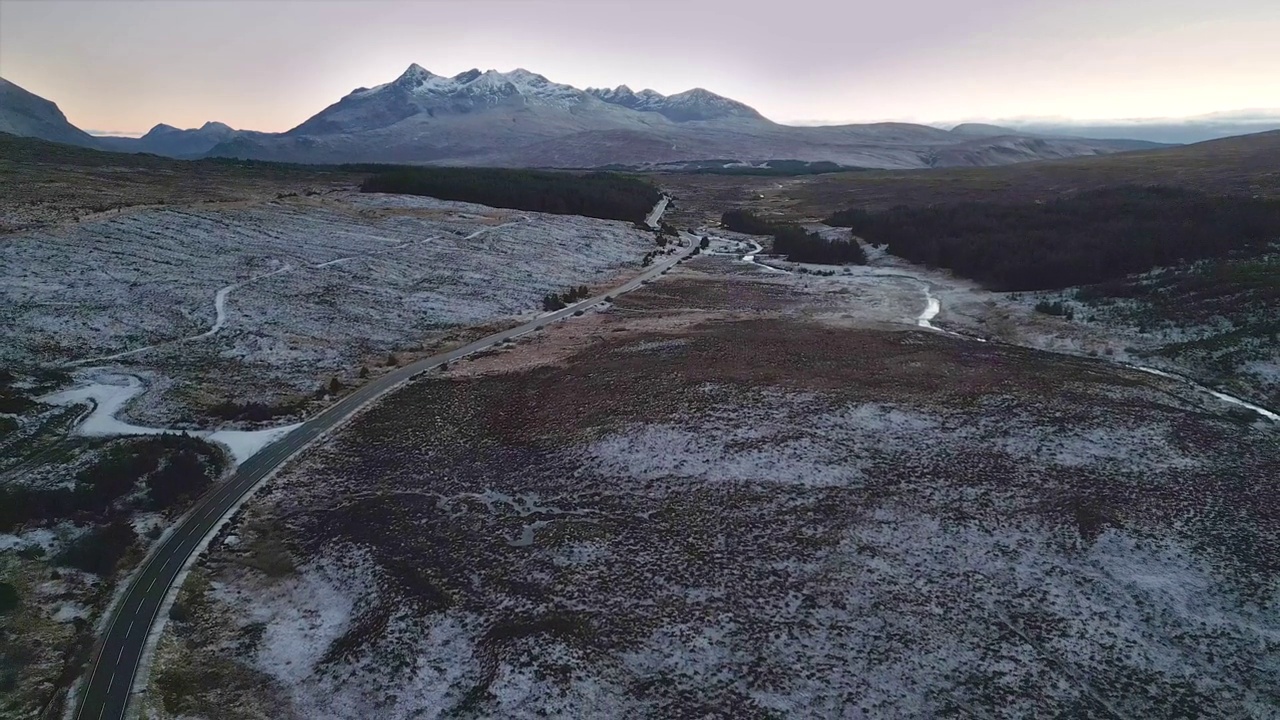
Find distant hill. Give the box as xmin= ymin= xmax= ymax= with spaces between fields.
xmin=966 ymin=111 xmax=1280 ymax=144
xmin=0 ymin=77 xmax=98 ymax=148
xmin=949 ymin=123 xmax=1020 ymax=137
xmin=757 ymin=129 xmax=1280 ymax=216
xmin=96 ymin=121 xmax=270 ymax=158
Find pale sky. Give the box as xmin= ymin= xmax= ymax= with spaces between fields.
xmin=1 ymin=0 xmax=1277 ymax=134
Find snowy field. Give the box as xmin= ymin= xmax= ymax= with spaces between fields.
xmin=146 ymin=257 xmax=1280 ymax=719
xmin=1 ymin=192 xmax=653 ymax=423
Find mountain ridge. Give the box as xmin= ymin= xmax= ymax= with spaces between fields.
xmin=1 ymin=68 xmax=1167 ymax=169
xmin=97 ymin=119 xmax=265 ymax=158
xmin=204 ymin=64 xmax=1161 ymax=168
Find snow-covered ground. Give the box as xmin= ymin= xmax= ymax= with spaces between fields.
xmin=144 ymin=261 xmax=1280 ymax=718
xmin=0 ymin=192 xmax=659 ymax=718
xmin=1 ymin=192 xmax=654 ymax=423
xmin=39 ymin=372 xmax=300 ymax=464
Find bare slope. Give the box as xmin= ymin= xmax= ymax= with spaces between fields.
xmin=0 ymin=78 xmax=97 ymax=148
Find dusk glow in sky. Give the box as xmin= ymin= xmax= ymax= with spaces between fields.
xmin=1 ymin=0 xmax=1277 ymax=134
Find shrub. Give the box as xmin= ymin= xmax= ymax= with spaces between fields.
xmin=55 ymin=520 xmax=137 ymax=576
xmin=208 ymin=398 xmax=306 ymax=422
xmin=0 ymin=582 xmax=17 ymax=614
xmin=1034 ymin=300 xmax=1075 ymax=319
xmin=147 ymin=448 xmax=221 ymax=510
xmin=0 ymin=391 xmax=35 ymax=415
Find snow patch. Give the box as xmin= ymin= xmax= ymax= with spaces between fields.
xmin=40 ymin=373 xmax=299 ymax=464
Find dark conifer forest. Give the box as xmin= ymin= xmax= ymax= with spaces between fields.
xmin=721 ymin=210 xmax=867 ymax=265
xmin=361 ymin=168 xmax=661 ymax=223
xmin=825 ymin=186 xmax=1280 ymax=291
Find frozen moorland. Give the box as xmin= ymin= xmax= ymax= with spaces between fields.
xmin=148 ymin=255 xmax=1280 ymax=720
xmin=0 ymin=192 xmax=653 ymax=423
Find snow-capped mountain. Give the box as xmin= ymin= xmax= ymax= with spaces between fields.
xmin=585 ymin=85 xmax=764 ymax=122
xmin=1 ymin=67 xmax=1163 ymax=169
xmin=286 ymin=65 xmax=596 ymax=137
xmin=0 ymin=77 xmax=98 ymax=147
xmin=205 ymin=64 xmax=686 ymax=165
xmin=202 ymin=64 xmax=1158 ymax=167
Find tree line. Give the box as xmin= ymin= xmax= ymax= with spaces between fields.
xmin=542 ymin=285 xmax=591 ymax=311
xmin=721 ymin=210 xmax=867 ymax=265
xmin=825 ymin=186 xmax=1280 ymax=291
xmin=361 ymin=168 xmax=662 ymax=223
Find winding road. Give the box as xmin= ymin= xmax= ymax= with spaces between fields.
xmin=72 ymin=226 xmax=691 ymax=720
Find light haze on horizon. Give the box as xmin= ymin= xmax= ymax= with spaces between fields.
xmin=1 ymin=0 xmax=1277 ymax=134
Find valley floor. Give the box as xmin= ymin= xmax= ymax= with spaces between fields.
xmin=0 ymin=191 xmax=662 ymax=719
xmin=145 ymin=245 xmax=1279 ymax=719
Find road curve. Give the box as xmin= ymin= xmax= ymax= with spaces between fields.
xmin=72 ymin=236 xmax=694 ymax=720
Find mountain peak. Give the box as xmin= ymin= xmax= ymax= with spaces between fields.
xmin=396 ymin=63 xmax=436 ymax=84
xmin=659 ymin=87 xmax=762 ymax=121
xmin=200 ymin=121 xmax=232 ymax=132
xmin=586 ymin=84 xmax=761 ymax=122
xmin=145 ymin=123 xmax=180 ymax=136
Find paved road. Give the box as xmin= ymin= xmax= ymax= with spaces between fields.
xmin=72 ymin=237 xmax=694 ymax=720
